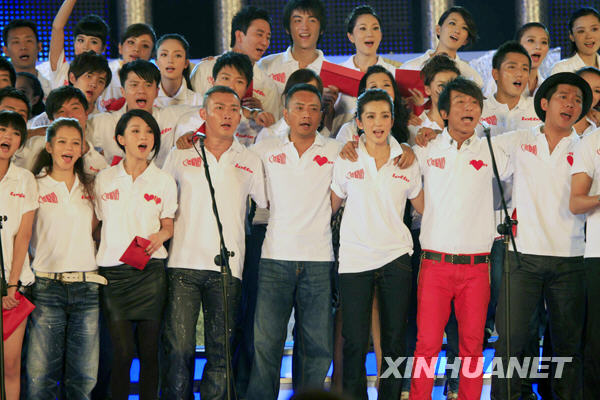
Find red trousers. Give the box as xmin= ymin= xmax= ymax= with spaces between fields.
xmin=410 ymin=252 xmax=490 ymax=400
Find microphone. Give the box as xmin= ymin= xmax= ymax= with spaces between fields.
xmin=481 ymin=121 xmax=491 ymax=139
xmin=193 ymin=130 xmax=206 ymax=143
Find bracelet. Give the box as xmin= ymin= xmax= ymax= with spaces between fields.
xmin=6 ymin=284 xmax=19 ymax=289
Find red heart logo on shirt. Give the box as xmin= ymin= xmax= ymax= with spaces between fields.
xmin=313 ymin=155 xmax=328 ymax=166
xmin=469 ymin=159 xmax=485 ymax=170
xmin=144 ymin=193 xmax=155 ymax=202
xmin=154 ymin=197 xmax=161 ymax=205
xmin=567 ymin=155 xmax=574 ymax=166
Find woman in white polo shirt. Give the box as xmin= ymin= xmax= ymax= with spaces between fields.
xmin=24 ymin=118 xmax=102 ymax=398
xmin=0 ymin=110 xmax=38 ymax=400
xmin=95 ymin=109 xmax=177 ymax=400
xmin=331 ymin=89 xmax=424 ymax=400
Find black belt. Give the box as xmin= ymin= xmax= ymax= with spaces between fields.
xmin=422 ymin=251 xmax=489 ymax=265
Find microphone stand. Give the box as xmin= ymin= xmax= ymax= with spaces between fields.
xmin=483 ymin=127 xmax=521 ymax=400
xmin=0 ymin=215 xmax=8 ymax=400
xmin=193 ymin=135 xmax=236 ymax=400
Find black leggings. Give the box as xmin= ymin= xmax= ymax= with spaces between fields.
xmin=107 ymin=319 xmax=161 ymax=400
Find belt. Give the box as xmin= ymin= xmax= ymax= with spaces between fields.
xmin=422 ymin=251 xmax=489 ymax=265
xmin=35 ymin=271 xmax=108 ymax=285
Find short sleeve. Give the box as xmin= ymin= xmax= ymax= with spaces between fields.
xmin=160 ymin=174 xmax=178 ymax=219
xmin=22 ymin=171 xmax=39 ymax=214
xmin=249 ymin=158 xmax=268 ymax=209
xmin=412 ymin=143 xmax=428 ymax=172
xmin=331 ymin=156 xmax=348 ymax=199
xmin=407 ymin=163 xmax=423 ymax=200
xmin=572 ymin=137 xmax=594 ymax=178
xmin=93 ymin=173 xmax=105 ymax=221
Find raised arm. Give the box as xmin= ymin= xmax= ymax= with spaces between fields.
xmin=50 ymin=0 xmax=77 ymax=71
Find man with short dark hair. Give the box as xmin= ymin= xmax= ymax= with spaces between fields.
xmin=411 ymin=77 xmax=510 ymax=400
xmin=247 ymin=83 xmax=342 ymax=399
xmin=162 ymin=85 xmax=267 ymax=399
xmin=491 ymin=72 xmax=592 ymax=400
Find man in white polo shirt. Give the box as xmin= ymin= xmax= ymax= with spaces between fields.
xmin=490 ymin=72 xmax=592 ymax=400
xmin=246 ymin=83 xmax=342 ymax=399
xmin=258 ymin=0 xmax=326 ymax=95
xmin=410 ymin=77 xmax=511 ymax=400
xmin=191 ymin=6 xmax=280 ymax=119
xmin=570 ymin=120 xmax=600 ymax=400
xmin=161 ymin=85 xmax=267 ymax=399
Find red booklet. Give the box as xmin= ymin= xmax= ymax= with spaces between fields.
xmin=119 ymin=236 xmax=152 ymax=270
xmin=111 ymin=156 xmax=123 ymax=166
xmin=320 ymin=61 xmax=364 ymax=97
xmin=3 ymin=292 xmax=35 ymax=340
xmin=243 ymin=80 xmax=254 ymax=99
xmin=394 ymin=69 xmax=426 ymax=99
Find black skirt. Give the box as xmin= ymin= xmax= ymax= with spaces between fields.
xmin=99 ymin=259 xmax=166 ymax=321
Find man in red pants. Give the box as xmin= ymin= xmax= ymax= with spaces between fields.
xmin=410 ymin=77 xmax=510 ymax=400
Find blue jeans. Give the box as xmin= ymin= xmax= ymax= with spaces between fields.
xmin=161 ymin=268 xmax=241 ymax=400
xmin=24 ymin=277 xmax=100 ymax=400
xmin=247 ymin=259 xmax=334 ymax=400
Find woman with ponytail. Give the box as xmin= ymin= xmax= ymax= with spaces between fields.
xmin=23 ymin=117 xmax=102 ymax=399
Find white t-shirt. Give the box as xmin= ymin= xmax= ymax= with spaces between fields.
xmin=401 ymin=49 xmax=484 ymax=88
xmin=162 ymin=140 xmax=267 ymax=278
xmin=251 ymin=133 xmax=342 ymax=261
xmin=31 ymin=174 xmax=96 ymax=273
xmin=571 ymin=128 xmax=600 ymax=257
xmin=414 ymin=129 xmax=510 ymax=254
xmin=407 ymin=112 xmax=443 ymax=146
xmin=154 ymin=81 xmax=203 ymax=108
xmin=87 ymin=104 xmax=194 ymax=167
xmin=48 ymin=50 xmax=70 ymax=90
xmin=0 ymin=163 xmax=38 ymax=285
xmin=258 ymin=46 xmax=325 ymax=94
xmin=94 ymin=160 xmax=178 ymax=267
xmin=476 ymin=95 xmax=541 ymax=137
xmin=493 ymin=125 xmax=585 ymax=256
xmin=191 ymin=57 xmax=282 ymax=118
xmin=551 ymin=53 xmax=600 ymax=75
xmin=332 ymin=136 xmax=421 ymax=273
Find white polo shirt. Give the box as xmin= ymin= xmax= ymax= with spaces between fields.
xmin=94 ymin=160 xmax=178 ymax=267
xmin=35 ymin=65 xmax=52 ymax=100
xmin=48 ymin=50 xmax=70 ymax=90
xmin=551 ymin=53 xmax=600 ymax=75
xmin=335 ymin=120 xmax=360 ymax=144
xmin=154 ymin=82 xmax=203 ymax=108
xmin=163 ymin=140 xmax=267 ymax=278
xmin=258 ymin=46 xmax=325 ymax=94
xmin=333 ymin=56 xmax=397 ymax=135
xmin=493 ymin=125 xmax=585 ymax=256
xmin=414 ymin=129 xmax=510 ymax=254
xmin=401 ymin=49 xmax=484 ymax=88
xmin=12 ymin=136 xmax=108 ymax=176
xmin=87 ymin=104 xmax=194 ymax=167
xmin=332 ymin=136 xmax=421 ymax=273
xmin=190 ymin=57 xmax=282 ymax=118
xmin=571 ymin=129 xmax=600 ymax=257
xmin=0 ymin=163 xmax=38 ymax=285
xmin=251 ymin=133 xmax=342 ymax=261
xmin=476 ymin=95 xmax=541 ymax=138
xmin=31 ymin=174 xmax=96 ymax=273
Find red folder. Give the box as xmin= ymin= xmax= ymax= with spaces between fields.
xmin=119 ymin=236 xmax=152 ymax=270
xmin=394 ymin=69 xmax=426 ymax=99
xmin=3 ymin=292 xmax=35 ymax=340
xmin=320 ymin=61 xmax=364 ymax=97
xmin=111 ymin=156 xmax=123 ymax=166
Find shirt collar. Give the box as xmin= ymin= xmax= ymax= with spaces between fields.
xmin=282 ymin=131 xmax=324 ymax=147
xmin=158 ymin=82 xmax=186 ymax=100
xmin=282 ymin=46 xmax=324 ymax=66
xmin=532 ymin=124 xmax=580 ymax=141
xmin=115 ymin=159 xmax=158 ymax=181
xmin=440 ymin=128 xmax=479 ymax=151
xmin=357 ymin=134 xmax=403 ymax=160
xmin=2 ymin=162 xmax=19 ymax=182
